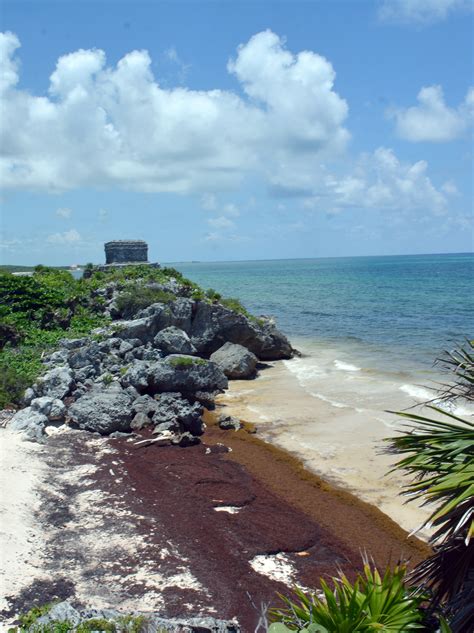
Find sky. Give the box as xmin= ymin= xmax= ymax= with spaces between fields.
xmin=0 ymin=0 xmax=473 ymax=265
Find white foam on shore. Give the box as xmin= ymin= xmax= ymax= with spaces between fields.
xmin=399 ymin=384 xmax=433 ymax=401
xmin=334 ymin=360 xmax=361 ymax=372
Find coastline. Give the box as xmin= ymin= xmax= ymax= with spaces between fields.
xmin=215 ymin=347 xmax=436 ymax=540
xmin=1 ymin=414 xmax=429 ymax=630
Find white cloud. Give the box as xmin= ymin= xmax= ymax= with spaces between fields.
xmin=389 ymin=85 xmax=474 ymax=141
xmin=378 ymin=0 xmax=473 ymax=24
xmin=0 ymin=30 xmax=349 ymax=195
xmin=207 ymin=215 xmax=236 ymax=230
xmin=98 ymin=208 xmax=108 ymax=219
xmin=56 ymin=206 xmax=72 ymax=218
xmin=318 ymin=147 xmax=451 ymax=215
xmin=47 ymin=229 xmax=81 ymax=244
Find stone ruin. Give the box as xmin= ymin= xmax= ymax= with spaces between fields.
xmin=104 ymin=240 xmax=148 ymax=265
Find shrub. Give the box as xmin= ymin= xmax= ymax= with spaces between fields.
xmin=270 ymin=562 xmax=428 ymax=632
xmin=115 ymin=287 xmax=175 ymax=319
xmin=168 ymin=356 xmax=207 ymax=368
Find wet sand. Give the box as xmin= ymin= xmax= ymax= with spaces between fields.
xmin=216 ymin=358 xmax=434 ymax=540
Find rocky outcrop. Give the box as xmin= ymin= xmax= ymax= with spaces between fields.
xmin=68 ymin=384 xmax=135 ymax=434
xmin=154 ymin=326 xmax=197 ymax=355
xmin=32 ymin=601 xmax=240 ymax=632
xmin=210 ymin=342 xmax=258 ymax=379
xmin=190 ymin=302 xmax=292 ymax=360
xmin=9 ymin=273 xmax=292 ymax=444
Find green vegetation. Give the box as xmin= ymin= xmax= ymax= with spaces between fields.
xmin=8 ymin=611 xmax=148 ymax=633
xmin=270 ymin=562 xmax=428 ymax=632
xmin=115 ymin=287 xmax=175 ymax=319
xmin=0 ymin=262 xmax=264 ymax=408
xmin=168 ymin=355 xmax=207 ymax=368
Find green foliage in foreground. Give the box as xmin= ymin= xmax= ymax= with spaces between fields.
xmin=270 ymin=562 xmax=429 ymax=632
xmin=386 ymin=406 xmax=474 ymax=631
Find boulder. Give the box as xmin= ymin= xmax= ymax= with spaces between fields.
xmin=131 ymin=394 xmax=159 ymax=417
xmin=35 ymin=366 xmax=74 ymax=400
xmin=210 ymin=342 xmax=257 ymax=379
xmin=148 ymin=355 xmax=228 ymax=395
xmin=68 ymin=384 xmax=134 ymax=434
xmin=190 ymin=302 xmax=292 ymax=360
xmin=130 ymin=412 xmax=152 ymax=430
xmin=138 ymin=297 xmax=193 ymax=333
xmin=30 ymin=397 xmax=66 ymax=420
xmin=153 ymin=326 xmax=197 ymax=356
xmin=121 ymin=360 xmax=151 ymax=392
xmin=218 ymin=414 xmax=242 ymax=431
xmin=114 ymin=317 xmax=155 ymax=344
xmin=152 ymin=392 xmax=204 ymax=435
xmin=9 ymin=407 xmax=47 ymax=441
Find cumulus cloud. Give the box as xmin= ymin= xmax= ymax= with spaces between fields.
xmin=316 ymin=147 xmax=452 ymax=215
xmin=0 ymin=30 xmax=349 ymax=194
xmin=378 ymin=0 xmax=473 ymax=24
xmin=56 ymin=207 xmax=72 ymax=218
xmin=389 ymin=85 xmax=474 ymax=141
xmin=47 ymin=229 xmax=81 ymax=244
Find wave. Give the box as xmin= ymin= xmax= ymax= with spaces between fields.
xmin=399 ymin=384 xmax=433 ymax=401
xmin=334 ymin=360 xmax=361 ymax=372
xmin=399 ymin=384 xmax=474 ymax=417
xmin=309 ymin=391 xmax=350 ymax=409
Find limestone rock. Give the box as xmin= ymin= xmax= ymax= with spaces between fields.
xmin=218 ymin=414 xmax=242 ymax=431
xmin=210 ymin=342 xmax=257 ymax=379
xmin=35 ymin=366 xmax=74 ymax=400
xmin=152 ymin=392 xmax=204 ymax=435
xmin=154 ymin=326 xmax=197 ymax=355
xmin=148 ymin=355 xmax=228 ymax=395
xmin=30 ymin=396 xmax=66 ymax=420
xmin=190 ymin=302 xmax=292 ymax=360
xmin=9 ymin=407 xmax=47 ymax=441
xmin=68 ymin=384 xmax=134 ymax=434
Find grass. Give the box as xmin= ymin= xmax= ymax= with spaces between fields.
xmin=168 ymin=356 xmax=207 ymax=368
xmin=115 ymin=287 xmax=175 ymax=319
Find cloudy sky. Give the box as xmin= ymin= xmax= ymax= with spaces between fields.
xmin=0 ymin=0 xmax=472 ymax=265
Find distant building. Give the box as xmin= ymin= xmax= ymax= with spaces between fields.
xmin=104 ymin=240 xmax=148 ymax=265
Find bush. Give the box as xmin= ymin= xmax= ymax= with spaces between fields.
xmin=270 ymin=562 xmax=428 ymax=632
xmin=115 ymin=287 xmax=175 ymax=319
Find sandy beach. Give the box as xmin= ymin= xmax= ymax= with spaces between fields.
xmin=216 ymin=352 xmax=437 ymax=541
xmin=0 ymin=411 xmax=429 ymax=630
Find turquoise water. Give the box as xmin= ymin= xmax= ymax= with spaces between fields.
xmin=174 ymin=253 xmax=473 ymax=373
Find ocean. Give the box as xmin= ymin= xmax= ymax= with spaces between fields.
xmin=174 ymin=253 xmax=473 ymax=532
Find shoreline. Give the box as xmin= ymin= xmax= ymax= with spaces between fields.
xmin=1 ymin=413 xmax=429 ymax=630
xmin=215 ymin=351 xmax=436 ymax=540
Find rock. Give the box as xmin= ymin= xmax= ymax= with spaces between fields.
xmin=30 ymin=397 xmax=66 ymax=420
xmin=190 ymin=302 xmax=292 ymax=360
xmin=22 ymin=387 xmax=36 ymax=406
xmin=130 ymin=412 xmax=152 ymax=430
xmin=73 ymin=364 xmax=98 ymax=383
xmin=35 ymin=366 xmax=74 ymax=399
xmin=68 ymin=384 xmax=134 ymax=434
xmin=9 ymin=407 xmax=47 ymax=441
xmin=194 ymin=390 xmax=218 ymax=408
xmin=153 ymin=326 xmax=197 ymax=355
xmin=114 ymin=317 xmax=155 ymax=344
xmin=32 ymin=600 xmax=240 ymax=632
xmin=138 ymin=297 xmax=193 ymax=333
xmin=47 ymin=349 xmax=69 ymax=365
xmin=59 ymin=337 xmax=89 ymax=350
xmin=120 ymin=360 xmax=151 ymax=392
xmin=132 ymin=394 xmax=159 ymax=417
xmin=148 ymin=355 xmax=228 ymax=395
xmin=218 ymin=414 xmax=242 ymax=431
xmin=152 ymin=392 xmax=204 ymax=435
xmin=175 ymin=431 xmax=201 ymax=447
xmin=210 ymin=342 xmax=257 ymax=379
xmin=68 ymin=342 xmax=101 ymax=369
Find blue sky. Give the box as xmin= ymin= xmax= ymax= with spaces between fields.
xmin=0 ymin=0 xmax=473 ymax=265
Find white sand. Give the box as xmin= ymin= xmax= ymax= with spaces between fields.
xmin=0 ymin=428 xmax=48 ymax=612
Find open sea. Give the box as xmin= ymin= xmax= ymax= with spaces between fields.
xmin=175 ymin=252 xmax=473 ymax=374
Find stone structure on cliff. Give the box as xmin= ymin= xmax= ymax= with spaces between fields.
xmin=105 ymin=240 xmax=148 ymax=265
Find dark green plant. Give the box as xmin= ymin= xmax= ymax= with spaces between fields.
xmin=386 ymin=406 xmax=474 ymax=631
xmin=168 ymin=356 xmax=207 ymax=368
xmin=271 ymin=562 xmax=428 ymax=632
xmin=434 ymin=340 xmax=474 ymax=404
xmin=115 ymin=287 xmax=175 ymax=319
